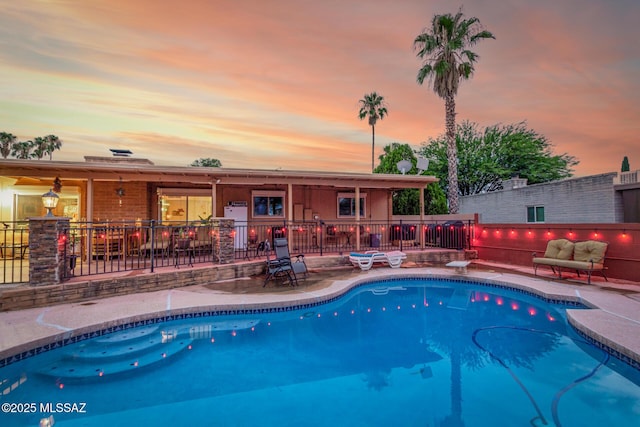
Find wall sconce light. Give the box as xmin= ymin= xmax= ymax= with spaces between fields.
xmin=42 ymin=189 xmax=59 ymax=217
xmin=115 ymin=177 xmax=125 ymax=206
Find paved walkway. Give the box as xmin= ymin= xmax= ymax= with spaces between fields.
xmin=1 ymin=262 xmax=640 ymax=367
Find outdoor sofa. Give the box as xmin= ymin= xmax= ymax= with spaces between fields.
xmin=532 ymin=238 xmax=608 ymax=284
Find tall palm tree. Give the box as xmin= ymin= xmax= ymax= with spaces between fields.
xmin=0 ymin=132 xmax=16 ymax=159
xmin=358 ymin=92 xmax=388 ymax=172
xmin=414 ymin=9 xmax=494 ymax=213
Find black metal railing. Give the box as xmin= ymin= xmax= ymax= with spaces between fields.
xmin=212 ymin=218 xmax=474 ymax=257
xmin=1 ymin=218 xmax=474 ymax=284
xmin=58 ymin=220 xmax=221 ymax=280
xmin=0 ymin=221 xmax=29 ymax=284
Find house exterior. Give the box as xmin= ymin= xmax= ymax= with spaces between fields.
xmin=459 ymin=172 xmax=640 ymax=224
xmin=0 ymin=156 xmax=437 ymax=225
xmin=0 ymin=156 xmax=445 ymax=263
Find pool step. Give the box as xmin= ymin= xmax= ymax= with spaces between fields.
xmin=67 ymin=329 xmax=186 ymax=362
xmin=37 ymin=327 xmax=192 ymax=379
xmin=93 ymin=324 xmax=160 ymax=344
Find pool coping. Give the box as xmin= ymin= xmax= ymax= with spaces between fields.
xmin=1 ymin=267 xmax=639 ymax=369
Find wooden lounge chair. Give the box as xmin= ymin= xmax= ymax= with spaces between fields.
xmin=349 ymin=250 xmax=406 ymax=271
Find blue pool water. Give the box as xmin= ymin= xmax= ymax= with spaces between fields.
xmin=1 ymin=278 xmax=639 ymax=426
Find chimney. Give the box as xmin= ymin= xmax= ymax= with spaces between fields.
xmin=502 ymin=175 xmax=528 ymax=190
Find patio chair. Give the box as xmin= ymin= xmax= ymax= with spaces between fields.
xmin=139 ymin=227 xmax=172 ymax=258
xmin=349 ymin=250 xmax=406 ymax=271
xmin=273 ymin=237 xmax=308 ymax=279
xmin=263 ymin=238 xmax=307 ymax=286
xmin=244 ymin=234 xmax=259 ymax=259
xmin=359 ymin=225 xmax=369 ymax=247
xmin=325 ymin=225 xmax=337 ymax=246
xmin=264 ymin=244 xmax=297 ymax=287
xmin=174 ymin=238 xmax=194 ymax=268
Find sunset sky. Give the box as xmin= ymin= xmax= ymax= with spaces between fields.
xmin=1 ymin=0 xmax=638 ymax=176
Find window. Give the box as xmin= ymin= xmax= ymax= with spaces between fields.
xmin=252 ymin=191 xmax=284 ymax=218
xmin=527 ymin=206 xmax=545 ymax=223
xmin=157 ymin=190 xmax=212 ymax=224
xmin=15 ymin=192 xmax=80 ymax=221
xmin=337 ymin=193 xmax=366 ymax=218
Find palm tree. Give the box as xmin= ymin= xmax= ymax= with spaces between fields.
xmin=358 ymin=92 xmax=388 ymax=172
xmin=414 ymin=9 xmax=494 ymax=213
xmin=0 ymin=132 xmax=16 ymax=159
xmin=32 ymin=136 xmax=47 ymax=159
xmin=11 ymin=140 xmax=34 ymax=159
xmin=43 ymin=135 xmax=62 ymax=160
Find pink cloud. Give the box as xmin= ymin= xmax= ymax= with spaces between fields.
xmin=1 ymin=0 xmax=638 ymax=176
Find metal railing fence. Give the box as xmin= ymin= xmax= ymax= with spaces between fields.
xmin=0 ymin=221 xmax=29 ymax=284
xmin=0 ymin=218 xmax=474 ymax=284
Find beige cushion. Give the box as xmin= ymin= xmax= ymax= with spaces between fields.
xmin=573 ymin=241 xmax=607 ymax=263
xmin=543 ymin=239 xmax=574 ymax=260
xmin=533 ymin=257 xmax=604 ymax=271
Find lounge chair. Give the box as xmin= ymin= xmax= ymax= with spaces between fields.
xmin=349 ymin=250 xmax=406 ymax=271
xmin=264 ymin=238 xmax=307 ymax=286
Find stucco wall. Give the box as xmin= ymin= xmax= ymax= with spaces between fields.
xmin=459 ymin=173 xmax=623 ymax=224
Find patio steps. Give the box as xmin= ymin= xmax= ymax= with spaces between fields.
xmin=37 ymin=325 xmax=192 ymax=379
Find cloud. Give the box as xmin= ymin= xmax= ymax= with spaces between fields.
xmin=0 ymin=0 xmax=638 ymax=175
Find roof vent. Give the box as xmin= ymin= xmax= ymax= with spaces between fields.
xmin=110 ymin=149 xmax=133 ymax=157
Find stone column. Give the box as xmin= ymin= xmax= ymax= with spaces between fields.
xmin=212 ymin=218 xmax=235 ymax=264
xmin=28 ymin=217 xmax=71 ymax=286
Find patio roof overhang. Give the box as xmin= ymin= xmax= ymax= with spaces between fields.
xmin=0 ymin=159 xmax=438 ymax=190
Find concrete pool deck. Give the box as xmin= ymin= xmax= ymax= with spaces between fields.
xmin=1 ymin=261 xmax=640 ymax=368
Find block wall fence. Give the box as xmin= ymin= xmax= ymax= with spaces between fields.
xmin=472 ymin=223 xmax=640 ymax=282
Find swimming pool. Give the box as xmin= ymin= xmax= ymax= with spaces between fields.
xmin=1 ymin=277 xmax=639 ymax=426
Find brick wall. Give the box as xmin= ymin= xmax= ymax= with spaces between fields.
xmin=93 ymin=181 xmax=149 ymax=221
